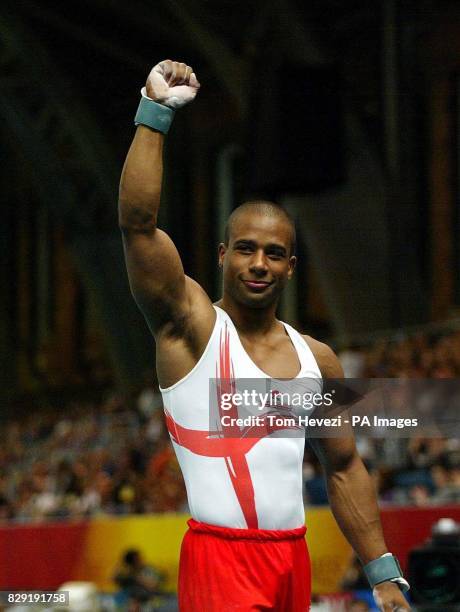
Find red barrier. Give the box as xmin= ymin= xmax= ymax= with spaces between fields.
xmin=0 ymin=521 xmax=88 ymax=589
xmin=380 ymin=505 xmax=460 ymax=571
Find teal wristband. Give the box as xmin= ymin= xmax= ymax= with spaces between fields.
xmin=363 ymin=554 xmax=410 ymax=592
xmin=134 ymin=96 xmax=175 ymax=134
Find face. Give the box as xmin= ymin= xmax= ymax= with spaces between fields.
xmin=218 ymin=211 xmax=296 ymax=309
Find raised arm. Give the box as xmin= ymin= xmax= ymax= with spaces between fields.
xmin=306 ymin=338 xmax=411 ymax=611
xmin=119 ymin=60 xmax=212 ymax=337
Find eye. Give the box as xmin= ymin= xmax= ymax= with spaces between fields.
xmin=267 ymin=251 xmax=284 ymax=260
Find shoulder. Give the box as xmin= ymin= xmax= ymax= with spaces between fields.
xmin=302 ymin=335 xmax=344 ymax=379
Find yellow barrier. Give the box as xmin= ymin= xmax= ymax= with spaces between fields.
xmin=71 ymin=510 xmax=353 ymax=594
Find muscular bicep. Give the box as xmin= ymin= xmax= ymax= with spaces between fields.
xmin=305 ymin=336 xmax=360 ymax=472
xmin=121 ymin=227 xmax=191 ymax=333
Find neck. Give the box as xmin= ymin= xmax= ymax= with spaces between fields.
xmin=216 ymin=294 xmax=279 ymax=336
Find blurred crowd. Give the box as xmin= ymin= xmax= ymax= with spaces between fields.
xmin=1 ymin=327 xmax=460 ymax=523
xmin=0 ymin=387 xmax=187 ymax=522
xmin=341 ymin=327 xmax=460 ymax=379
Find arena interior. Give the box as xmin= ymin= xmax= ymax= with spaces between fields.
xmin=1 ymin=1 xmax=460 ymax=610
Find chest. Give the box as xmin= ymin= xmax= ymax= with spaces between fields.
xmin=237 ymin=334 xmax=301 ymax=378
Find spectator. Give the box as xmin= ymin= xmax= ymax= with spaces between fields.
xmin=432 ymin=451 xmax=460 ymax=504
xmin=113 ymin=548 xmax=166 ymax=608
xmin=341 ymin=555 xmax=370 ymax=591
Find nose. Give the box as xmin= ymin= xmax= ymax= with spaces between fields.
xmin=249 ymin=250 xmax=268 ymax=276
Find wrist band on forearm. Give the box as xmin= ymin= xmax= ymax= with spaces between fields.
xmin=134 ymin=96 xmax=175 ymax=134
xmin=363 ymin=554 xmax=410 ymax=592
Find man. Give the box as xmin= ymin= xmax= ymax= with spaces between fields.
xmin=119 ymin=60 xmax=410 ymax=611
xmin=113 ymin=548 xmax=166 ymax=607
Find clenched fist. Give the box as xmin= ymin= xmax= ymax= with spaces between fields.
xmin=145 ymin=60 xmax=200 ymax=109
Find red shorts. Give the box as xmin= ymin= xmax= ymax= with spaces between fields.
xmin=178 ymin=519 xmax=311 ymax=611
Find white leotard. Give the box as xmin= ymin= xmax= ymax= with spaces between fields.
xmin=160 ymin=305 xmax=322 ymax=530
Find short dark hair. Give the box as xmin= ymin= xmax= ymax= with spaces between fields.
xmin=124 ymin=549 xmax=140 ymax=566
xmin=224 ymin=200 xmax=296 ymax=256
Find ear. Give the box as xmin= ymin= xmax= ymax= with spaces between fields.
xmin=218 ymin=243 xmax=227 ymax=267
xmin=287 ymin=255 xmax=296 ymax=280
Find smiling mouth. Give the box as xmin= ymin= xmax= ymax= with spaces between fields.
xmin=242 ymin=280 xmax=273 ymax=291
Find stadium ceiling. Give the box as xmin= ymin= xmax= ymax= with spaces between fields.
xmin=4 ymin=0 xmax=456 ymax=135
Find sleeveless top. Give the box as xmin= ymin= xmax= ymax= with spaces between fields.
xmin=160 ymin=305 xmax=322 ymax=530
